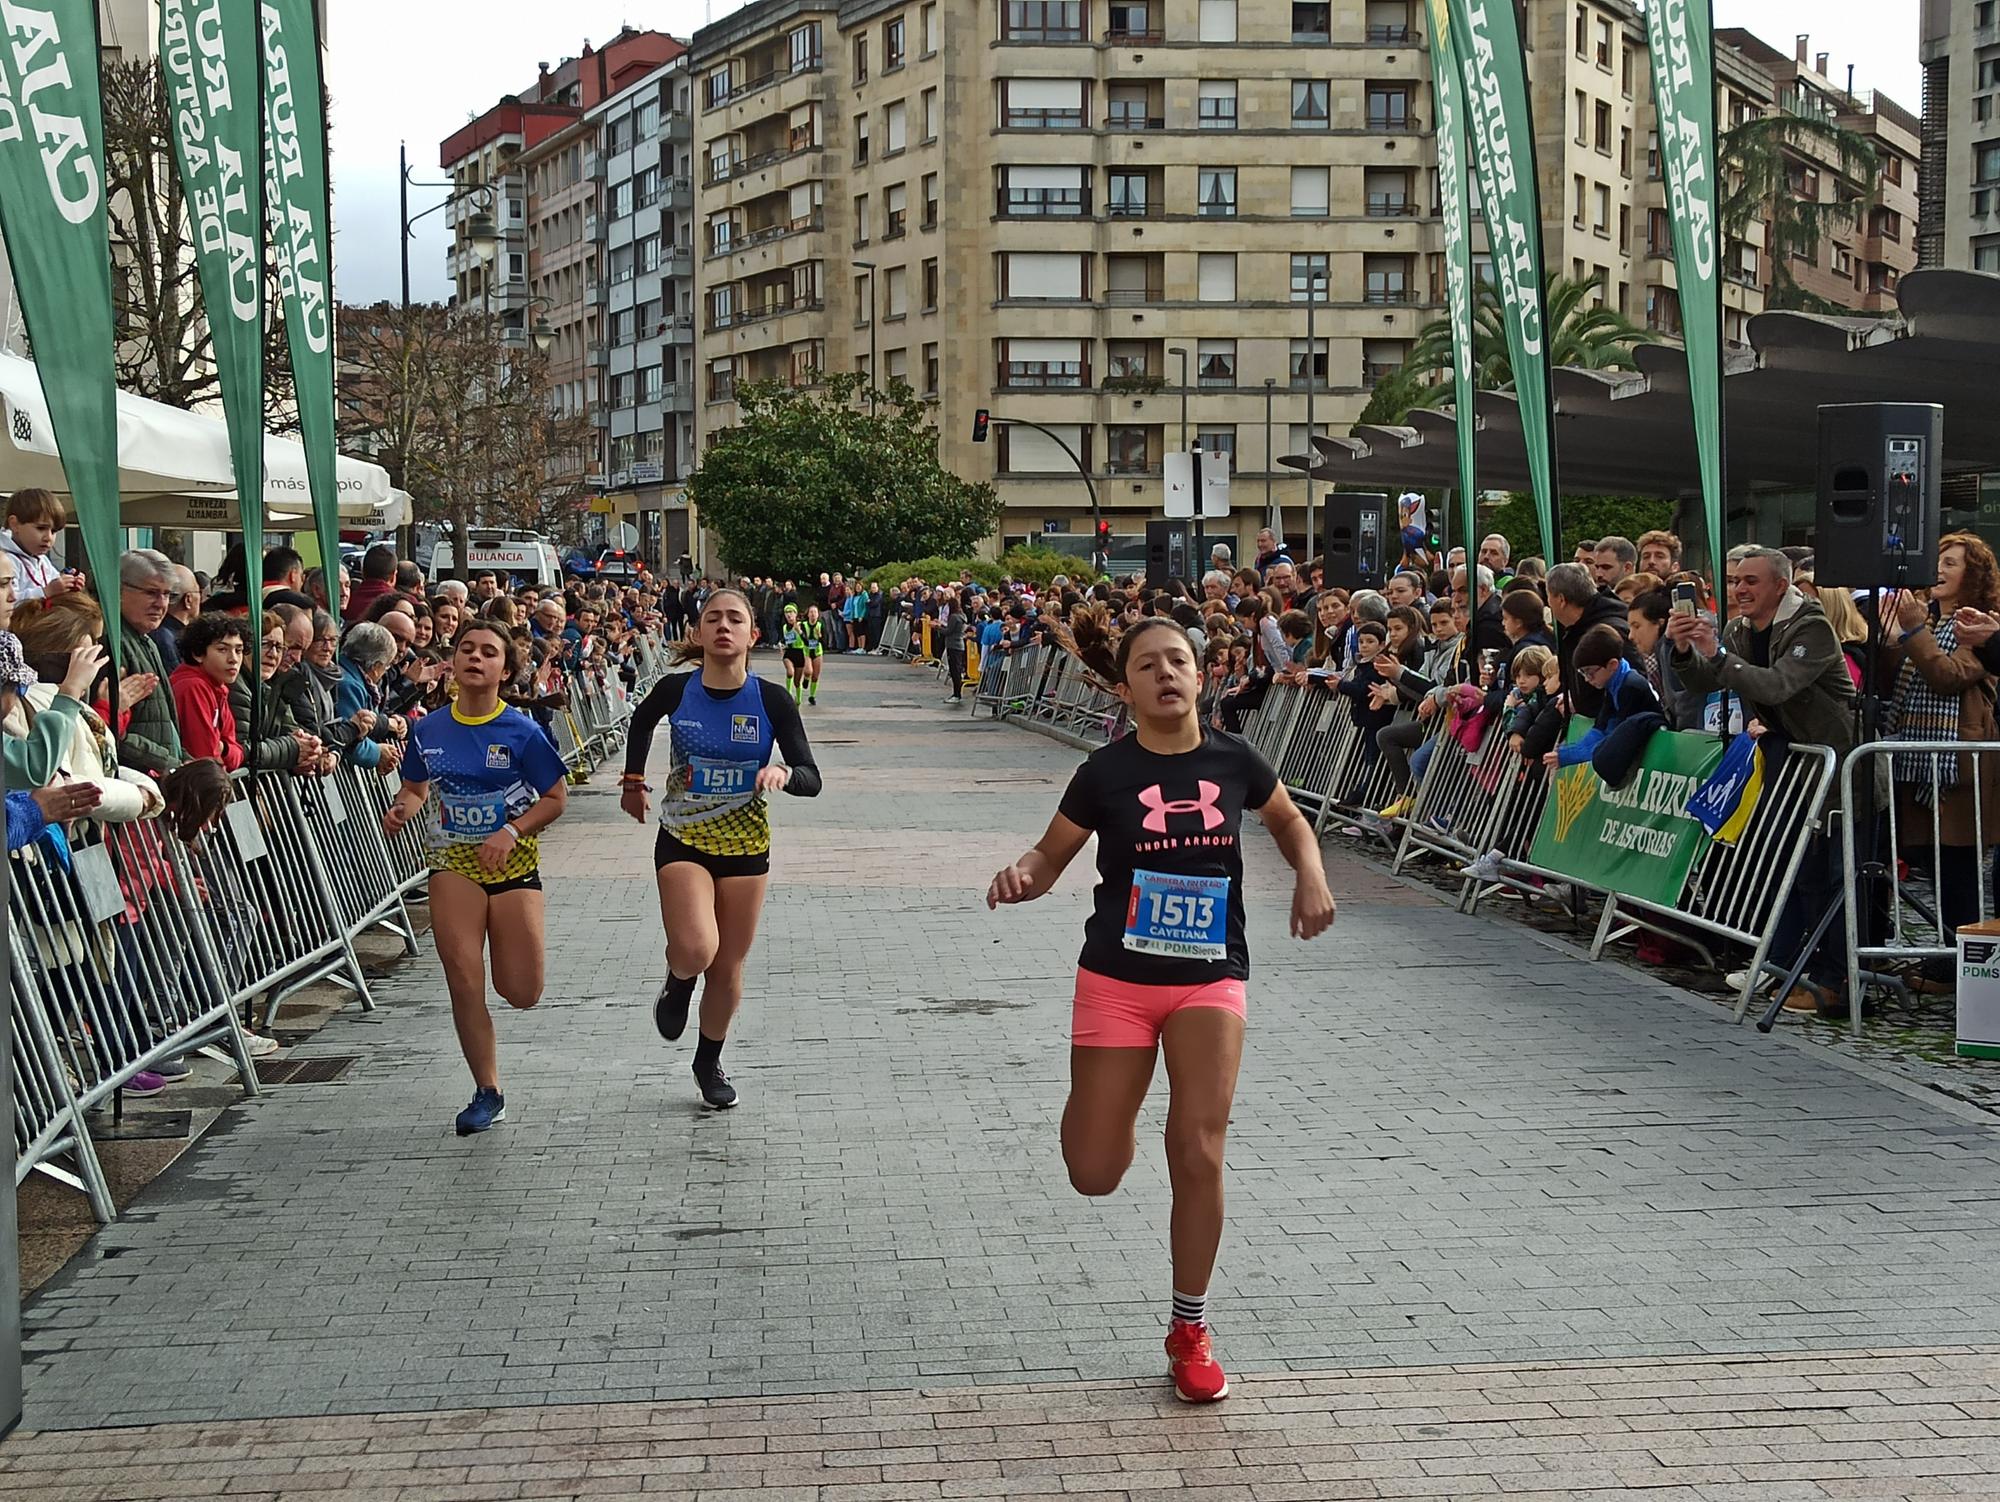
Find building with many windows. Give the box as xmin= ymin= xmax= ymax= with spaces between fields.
xmin=1920 ymin=0 xmax=2000 ymax=271
xmin=691 ymin=0 xmax=1444 ymax=558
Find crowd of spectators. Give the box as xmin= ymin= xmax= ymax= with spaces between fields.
xmin=1 ymin=488 xmax=676 ymax=1089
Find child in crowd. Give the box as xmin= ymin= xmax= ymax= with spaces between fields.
xmin=1276 ymin=609 xmax=1313 ymax=681
xmin=1503 ymin=644 xmax=1562 ymax=760
xmin=169 ymin=613 xmax=248 ymax=772
xmin=2 ymin=489 xmax=82 ymax=604
xmin=1337 ymin=620 xmax=1396 ymax=755
xmin=1544 ymin=624 xmax=1667 ymax=789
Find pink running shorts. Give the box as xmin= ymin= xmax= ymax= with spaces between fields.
xmin=1071 ymin=967 xmax=1248 ymax=1048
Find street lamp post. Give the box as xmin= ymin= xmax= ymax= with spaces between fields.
xmin=1264 ymin=377 xmax=1277 ymax=540
xmin=1304 ymin=270 xmax=1325 ymax=557
xmin=852 ymin=259 xmax=878 ymax=412
xmin=1170 ymin=345 xmax=1196 ymax=560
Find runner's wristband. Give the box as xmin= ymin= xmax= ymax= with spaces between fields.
xmin=501 ymin=822 xmax=521 ymax=842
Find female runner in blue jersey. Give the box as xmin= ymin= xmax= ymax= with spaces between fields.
xmin=621 ymin=589 xmax=822 ymax=1108
xmin=987 ymin=616 xmax=1336 ymax=1403
xmin=383 ymin=622 xmax=570 ymax=1135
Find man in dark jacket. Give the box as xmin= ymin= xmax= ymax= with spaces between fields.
xmin=1547 ymin=562 xmax=1644 ymax=718
xmin=115 ymin=549 xmax=185 ymax=775
xmin=1450 ymin=563 xmax=1510 ymax=659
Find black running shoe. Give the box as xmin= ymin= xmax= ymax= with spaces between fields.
xmin=695 ymin=1064 xmax=738 ymax=1110
xmin=654 ymin=974 xmax=697 ymax=1041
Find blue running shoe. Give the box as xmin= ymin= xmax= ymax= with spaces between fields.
xmin=455 ymin=1086 xmax=506 ymax=1136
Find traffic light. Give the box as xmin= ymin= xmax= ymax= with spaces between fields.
xmin=1095 ymin=518 xmax=1113 ymax=551
xmin=972 ymin=408 xmax=990 ymax=443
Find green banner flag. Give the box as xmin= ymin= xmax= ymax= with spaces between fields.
xmin=1646 ymin=0 xmax=1725 ymax=588
xmin=0 ymin=0 xmax=123 ymax=667
xmin=260 ymin=0 xmax=340 ymax=623
xmin=1424 ymin=0 xmax=1478 ymax=569
xmin=162 ymin=0 xmax=264 ymax=684
xmin=1445 ymin=0 xmax=1559 ymax=561
xmin=1528 ymin=729 xmax=1726 ymax=907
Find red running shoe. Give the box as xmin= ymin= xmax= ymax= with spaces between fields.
xmin=1165 ymin=1319 xmax=1229 ymax=1403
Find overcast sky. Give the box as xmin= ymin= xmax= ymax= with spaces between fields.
xmin=327 ymin=0 xmax=1921 ymax=308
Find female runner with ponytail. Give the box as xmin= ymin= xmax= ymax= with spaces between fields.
xmin=987 ymin=614 xmax=1336 ymax=1402
xmin=622 ymin=589 xmax=822 ymax=1108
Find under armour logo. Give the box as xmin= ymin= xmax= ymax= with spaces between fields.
xmin=1138 ymin=781 xmax=1224 ymax=833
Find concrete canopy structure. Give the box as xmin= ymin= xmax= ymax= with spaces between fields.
xmin=1293 ymin=270 xmax=2000 ymax=505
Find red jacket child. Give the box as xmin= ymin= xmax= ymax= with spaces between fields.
xmin=170 ymin=662 xmax=245 ymax=771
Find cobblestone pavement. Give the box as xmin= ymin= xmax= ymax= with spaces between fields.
xmin=11 ymin=657 xmax=2000 ymax=1497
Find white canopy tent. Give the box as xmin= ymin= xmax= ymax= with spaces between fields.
xmin=0 ymin=351 xmax=395 ymax=527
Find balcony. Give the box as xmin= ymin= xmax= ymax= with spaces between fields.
xmin=1367 ymin=111 xmax=1422 ymax=131
xmin=1002 ymin=21 xmax=1086 ymax=43
xmin=1363 ymin=361 xmax=1402 ymax=384
xmin=1105 ymin=198 xmax=1158 ymax=220
xmin=1100 ymin=372 xmax=1165 ymax=393
xmin=1106 ymin=27 xmax=1163 ymax=44
xmin=706 ymin=139 xmax=819 ymax=187
xmin=1363 ymin=286 xmax=1413 ymax=304
xmin=585 ymin=340 xmax=606 ymax=364
xmin=1103 ymin=283 xmax=1164 ymax=305
xmin=1001 ymin=108 xmax=1087 ymax=130
xmin=1365 ymin=195 xmax=1414 ymax=217
xmin=584 ymin=213 xmax=605 ymax=241
xmin=997 ymin=186 xmax=1090 ymax=218
xmin=731 ymin=296 xmax=825 ymax=330
xmin=1105 ymin=113 xmax=1165 ymax=132
xmin=1366 ymin=24 xmax=1413 ymax=42
xmin=591 ymin=408 xmax=610 ymax=428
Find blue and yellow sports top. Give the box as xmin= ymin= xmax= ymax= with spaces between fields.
xmin=625 ymin=670 xmax=822 ymax=856
xmin=404 ymin=702 xmax=569 ymax=882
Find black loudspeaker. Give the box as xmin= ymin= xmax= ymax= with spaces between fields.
xmin=1814 ymin=403 xmax=1943 ymax=589
xmin=1321 ymin=492 xmax=1389 ymax=593
xmin=1146 ymin=520 xmax=1193 ymax=589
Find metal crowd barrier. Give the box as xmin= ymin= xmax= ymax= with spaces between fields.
xmin=877 ymin=615 xmax=913 ymax=659
xmin=11 ymin=630 xmax=670 ymax=1225
xmin=1841 ymin=737 xmax=2000 ymax=1034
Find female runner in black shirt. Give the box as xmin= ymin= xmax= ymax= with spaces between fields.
xmin=987 ymin=617 xmax=1336 ymax=1403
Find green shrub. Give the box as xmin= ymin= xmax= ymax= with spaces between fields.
xmin=863 ymin=546 xmax=1080 ymax=590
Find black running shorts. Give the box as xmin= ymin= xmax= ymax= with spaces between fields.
xmin=654 ymin=829 xmax=771 ymax=880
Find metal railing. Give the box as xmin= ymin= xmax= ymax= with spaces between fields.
xmin=11 ymin=637 xmax=664 ymax=1225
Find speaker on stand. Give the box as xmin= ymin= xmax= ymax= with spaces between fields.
xmin=1320 ymin=492 xmax=1389 ymax=594
xmin=1813 ymin=402 xmax=1942 ymax=592
xmin=1145 ymin=520 xmax=1193 ymax=590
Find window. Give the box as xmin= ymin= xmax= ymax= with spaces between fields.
xmin=923 ymin=341 xmax=939 ymax=395
xmin=854 ymin=192 xmax=870 ymax=243
xmin=1368 ymin=83 xmax=1412 ymax=129
xmin=1618 ymin=203 xmax=1630 ymax=248
xmin=1883 ymin=153 xmax=1903 ymax=185
xmin=1106 ymin=426 xmax=1157 ymax=475
xmin=1108 ymin=169 xmax=1152 ymax=217
xmin=1004 ymin=78 xmax=1087 ymax=129
xmin=1198 ymin=80 xmax=1238 ymax=130
xmin=922 ymin=3 xmax=939 ymax=55
xmin=885 ymin=100 xmax=908 ymax=153
xmin=1292 ymin=2 xmax=1331 ymax=42
xmin=885 ymin=183 xmax=907 ymax=238
xmin=1199 ymin=0 xmax=1236 ymax=42
xmin=1983 ymin=56 xmax=2000 ymax=88
xmin=1981 ymin=0 xmax=1996 ymax=24
xmin=1291 ymin=252 xmax=1329 ymax=300
xmin=1646 ymin=129 xmax=1660 ymax=178
xmin=885 ymin=265 xmax=908 ymax=318
xmin=1108 ymin=2 xmax=1156 ymax=42
xmin=884 ymin=15 xmax=906 ymax=70
xmin=1292 ymin=80 xmax=1329 ymax=127
xmin=611 ymin=373 xmax=635 ymax=408
xmin=1196 ymin=252 xmax=1236 ymax=301
xmin=790 ymin=22 xmax=822 ymax=71
xmin=923 ymin=88 xmax=938 ymax=142
xmin=922 ymin=257 xmax=939 ymax=310
xmin=1975 ymin=236 xmax=2000 ymax=273
xmin=1592 ymin=183 xmax=1609 ymax=234
xmin=1197 ymin=339 xmax=1235 ymax=388
xmin=706 ymin=213 xmax=733 ymax=255
xmin=1003 ymin=1 xmax=1084 ymax=42
xmin=1595 ymin=17 xmax=1611 ymax=68
xmin=1289 ymin=338 xmax=1328 ymax=388
xmin=1979 ymin=143 xmax=2000 ymax=185
xmin=1105 ymin=254 xmax=1160 ymax=303
xmin=611 ymin=245 xmax=635 ymax=283
xmin=1000 ymin=165 xmax=1086 ymax=216
xmin=1573 ymin=172 xmax=1587 ymax=228
xmin=704 ymin=66 xmax=731 ymax=109
xmin=855 ymin=114 xmax=870 ymax=164
xmin=1105 ymin=339 xmax=1153 ymax=380
xmin=636 ymin=166 xmax=660 ymax=208
xmin=641 ymin=365 xmax=664 ymax=404
xmin=1196 ymin=427 xmax=1236 ymax=473
xmin=1002 ymin=337 xmax=1086 ymax=388
xmin=1647 ymin=206 xmax=1670 ymax=253
xmin=611 ymin=308 xmax=636 ymax=345
xmin=638 ymin=234 xmax=662 ymax=273
xmin=853 ymin=34 xmax=868 ymax=82
xmin=1197 ymin=167 xmax=1236 ymax=217
xmin=1290 ymin=167 xmax=1329 ymax=217
xmin=707 ymin=359 xmax=736 ymax=404
xmin=1594 ymin=100 xmax=1610 ymax=153
xmin=1620 ymin=125 xmax=1632 ymax=177
xmin=1362 ymin=338 xmax=1406 ymax=383
xmin=1365 ymin=167 xmax=1410 ymax=216
xmin=922 ymin=172 xmax=939 ymax=228
xmin=1574 ymin=89 xmax=1588 ymax=144
xmin=1573 ymin=3 xmax=1586 ymax=54
xmin=1364 ymin=254 xmax=1410 ymax=302
xmin=1621 ymin=44 xmax=1634 ymax=95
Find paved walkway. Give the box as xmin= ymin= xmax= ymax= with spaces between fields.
xmin=10 ymin=657 xmax=2000 ymax=1498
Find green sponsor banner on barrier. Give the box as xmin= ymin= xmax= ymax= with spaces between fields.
xmin=1528 ymin=729 xmax=1725 ymax=907
xmin=1423 ymin=0 xmax=1477 ymax=558
xmin=260 ymin=0 xmax=340 ymax=621
xmin=1445 ymin=0 xmax=1557 ymax=561
xmin=162 ymin=0 xmax=263 ymax=680
xmin=0 ymin=0 xmax=123 ymax=665
xmin=1645 ymin=0 xmax=1725 ymax=588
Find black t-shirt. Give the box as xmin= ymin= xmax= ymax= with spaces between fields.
xmin=1057 ymin=729 xmax=1279 ymax=985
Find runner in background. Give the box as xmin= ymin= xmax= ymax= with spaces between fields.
xmin=383 ymin=622 xmax=570 ymax=1136
xmin=801 ymin=603 xmax=826 ymax=706
xmin=986 ymin=616 xmax=1336 ymax=1404
xmin=779 ymin=603 xmax=808 ymax=704
xmin=622 ymin=589 xmax=823 ymax=1109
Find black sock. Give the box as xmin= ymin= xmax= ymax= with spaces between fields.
xmin=693 ymin=1032 xmax=725 ymax=1076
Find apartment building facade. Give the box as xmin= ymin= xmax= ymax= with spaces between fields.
xmin=1919 ymin=0 xmax=2000 ymax=272
xmin=691 ymin=0 xmax=1444 ymax=559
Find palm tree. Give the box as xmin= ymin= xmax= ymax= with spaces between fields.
xmin=1367 ymin=273 xmax=1659 ymax=423
xmin=1719 ymin=110 xmax=1878 ymax=313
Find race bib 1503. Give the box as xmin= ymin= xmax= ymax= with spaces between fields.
xmin=438 ymin=790 xmax=509 ymax=844
xmin=1123 ymin=869 xmax=1229 ymax=960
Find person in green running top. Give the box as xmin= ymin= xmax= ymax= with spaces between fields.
xmin=801 ymin=604 xmax=826 ymax=705
xmin=779 ymin=603 xmax=808 ymax=703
